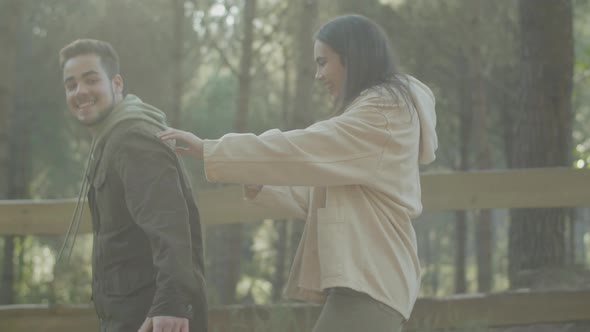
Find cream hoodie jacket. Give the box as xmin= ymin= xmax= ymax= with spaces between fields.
xmin=203 ymin=76 xmax=437 ymax=319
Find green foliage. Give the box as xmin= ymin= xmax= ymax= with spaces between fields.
xmin=184 ymin=73 xmax=238 ymax=139
xmin=3 ymin=0 xmax=590 ymax=311
xmin=236 ymin=220 xmax=278 ymax=304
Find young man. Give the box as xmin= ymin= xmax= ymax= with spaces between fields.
xmin=59 ymin=39 xmax=207 ymax=332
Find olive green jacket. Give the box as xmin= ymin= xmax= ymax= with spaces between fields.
xmin=87 ymin=95 xmax=207 ymax=331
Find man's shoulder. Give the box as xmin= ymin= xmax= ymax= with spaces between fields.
xmin=111 ymin=118 xmax=161 ymax=137
xmin=104 ymin=120 xmax=171 ymax=156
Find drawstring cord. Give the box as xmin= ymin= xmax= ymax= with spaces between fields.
xmin=56 ymin=138 xmax=96 ymax=264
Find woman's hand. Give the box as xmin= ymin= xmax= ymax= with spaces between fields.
xmin=158 ymin=128 xmax=204 ymax=159
xmin=243 ymin=184 xmax=264 ymax=200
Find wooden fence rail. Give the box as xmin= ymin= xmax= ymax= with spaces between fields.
xmin=1 ymin=167 xmax=589 ymax=235
xmin=1 ymin=290 xmax=590 ymax=331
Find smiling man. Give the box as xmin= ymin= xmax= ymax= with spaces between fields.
xmin=59 ymin=39 xmax=208 ymax=332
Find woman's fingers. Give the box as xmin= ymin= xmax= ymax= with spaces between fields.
xmin=158 ymin=128 xmax=182 ymax=140
xmin=175 ymin=146 xmax=191 ymax=154
xmin=158 ymin=128 xmax=203 ymax=159
xmin=159 ymin=128 xmax=197 ymax=144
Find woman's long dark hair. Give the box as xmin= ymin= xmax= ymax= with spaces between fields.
xmin=315 ymin=15 xmax=415 ymax=114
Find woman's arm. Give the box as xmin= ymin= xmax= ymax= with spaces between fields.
xmin=243 ymin=185 xmax=310 ymax=220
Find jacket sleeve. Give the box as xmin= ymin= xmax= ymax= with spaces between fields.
xmin=113 ymin=130 xmax=197 ymax=319
xmin=203 ymin=100 xmax=395 ymax=187
xmin=245 ymin=185 xmax=309 ymax=220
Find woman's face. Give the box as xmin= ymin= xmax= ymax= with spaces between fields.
xmin=314 ymin=40 xmax=345 ymax=99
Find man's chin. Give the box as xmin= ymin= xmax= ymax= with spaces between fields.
xmin=77 ymin=116 xmax=103 ymax=128
xmin=79 ymin=108 xmax=113 ymax=127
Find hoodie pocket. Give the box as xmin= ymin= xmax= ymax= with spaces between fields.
xmin=317 ymin=208 xmax=345 ymax=278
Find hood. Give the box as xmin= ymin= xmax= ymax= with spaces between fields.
xmin=406 ymin=76 xmax=437 ymax=165
xmin=91 ymin=94 xmax=167 ymax=148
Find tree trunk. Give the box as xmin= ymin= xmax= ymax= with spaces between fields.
xmin=454 ymin=212 xmax=467 ymax=293
xmin=286 ymin=0 xmax=319 ymax=280
xmin=170 ymin=0 xmax=185 ymax=128
xmin=271 ymin=44 xmax=294 ymax=301
xmin=209 ymin=0 xmax=258 ymax=305
xmin=431 ymin=228 xmax=440 ymax=295
xmin=574 ymin=208 xmax=588 ymax=264
xmin=280 ymin=45 xmax=291 ymax=130
xmin=454 ymin=55 xmax=471 ymax=294
xmin=0 ymin=0 xmax=21 ymax=305
xmin=508 ymin=0 xmax=573 ymax=288
xmin=469 ymin=0 xmax=493 ymax=293
xmin=290 ymin=0 xmax=318 ymax=129
xmin=0 ymin=0 xmax=20 ymax=196
xmin=272 ymin=220 xmax=287 ymax=301
xmin=567 ymin=210 xmax=575 ymax=265
xmin=233 ymin=0 xmax=256 ymax=133
xmin=0 ymin=237 xmax=15 ymax=304
xmin=475 ymin=211 xmax=492 ymax=292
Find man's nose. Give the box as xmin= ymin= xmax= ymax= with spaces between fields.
xmin=75 ymin=83 xmax=88 ymax=96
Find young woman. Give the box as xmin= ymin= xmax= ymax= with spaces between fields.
xmin=160 ymin=15 xmax=437 ymax=332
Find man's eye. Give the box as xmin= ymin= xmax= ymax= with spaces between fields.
xmin=65 ymin=83 xmax=76 ymax=91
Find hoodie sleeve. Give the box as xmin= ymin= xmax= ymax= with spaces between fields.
xmin=244 ymin=185 xmax=310 ymax=220
xmin=406 ymin=76 xmax=437 ymax=165
xmin=203 ymin=100 xmax=391 ymax=186
xmin=203 ymin=82 xmax=437 ymax=186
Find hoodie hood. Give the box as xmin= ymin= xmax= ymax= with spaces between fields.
xmin=91 ymin=94 xmax=167 ymax=148
xmin=406 ymin=76 xmax=438 ymax=165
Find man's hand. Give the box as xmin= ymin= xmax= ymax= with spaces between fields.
xmin=138 ymin=316 xmax=189 ymax=332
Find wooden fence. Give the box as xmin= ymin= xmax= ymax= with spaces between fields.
xmin=2 ymin=167 xmax=590 ymax=235
xmin=1 ymin=167 xmax=590 ymax=331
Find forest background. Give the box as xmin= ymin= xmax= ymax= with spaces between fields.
xmin=0 ymin=0 xmax=588 ymax=306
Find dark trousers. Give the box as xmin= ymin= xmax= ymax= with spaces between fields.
xmin=312 ymin=288 xmax=405 ymax=332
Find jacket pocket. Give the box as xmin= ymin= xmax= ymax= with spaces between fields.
xmin=317 ymin=208 xmax=345 ymax=278
xmin=104 ymin=265 xmax=154 ymax=297
xmin=93 ymin=166 xmax=107 ymax=189
xmin=90 ymin=165 xmax=109 ymax=234
xmin=91 ymin=165 xmax=108 ymax=213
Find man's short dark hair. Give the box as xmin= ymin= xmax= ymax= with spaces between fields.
xmin=59 ymin=39 xmax=120 ymax=78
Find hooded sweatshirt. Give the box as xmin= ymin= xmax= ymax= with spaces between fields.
xmin=58 ymin=94 xmax=168 ymax=262
xmin=202 ymin=75 xmax=437 ymax=319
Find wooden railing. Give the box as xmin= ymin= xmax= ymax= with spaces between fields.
xmin=0 ymin=167 xmax=589 ymax=331
xmin=1 ymin=290 xmax=590 ymax=331
xmin=2 ymin=167 xmax=590 ymax=234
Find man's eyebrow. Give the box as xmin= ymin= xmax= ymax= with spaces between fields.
xmin=63 ymin=70 xmax=100 ymax=84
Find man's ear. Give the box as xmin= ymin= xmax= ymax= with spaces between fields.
xmin=112 ymin=74 xmax=124 ymax=95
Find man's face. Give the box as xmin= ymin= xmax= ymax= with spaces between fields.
xmin=63 ymin=54 xmax=123 ymax=127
